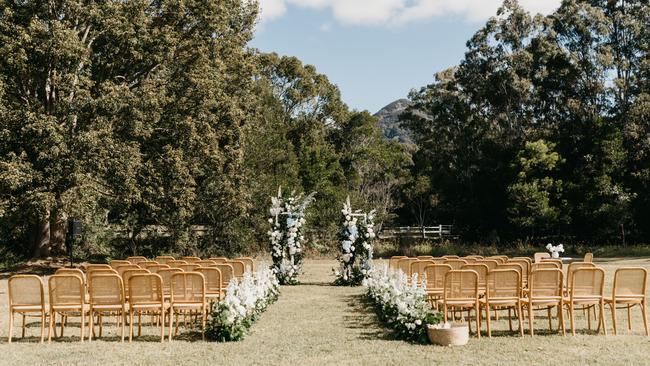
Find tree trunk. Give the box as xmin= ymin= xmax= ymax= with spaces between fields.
xmin=32 ymin=211 xmax=51 ymax=258
xmin=50 ymin=209 xmax=67 ymax=254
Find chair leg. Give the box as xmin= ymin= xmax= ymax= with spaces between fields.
xmin=129 ymin=310 xmax=134 ymax=342
xmin=169 ymin=309 xmax=174 ymax=341
xmin=48 ymin=311 xmax=54 ymax=343
xmin=8 ymin=311 xmax=13 ymax=343
xmin=528 ymin=304 xmax=534 ymax=336
xmin=160 ymin=307 xmax=165 ymax=343
xmin=486 ymin=305 xmax=491 ymax=338
xmin=610 ymin=302 xmax=618 ymax=335
xmin=80 ymin=310 xmax=85 ymax=343
xmin=201 ymin=306 xmax=206 ymax=341
xmin=517 ymin=302 xmax=524 ymax=337
xmin=599 ymin=300 xmax=607 ymax=336
xmin=641 ymin=302 xmax=648 ymax=336
xmin=475 ymin=304 xmax=481 ymax=339
xmin=547 ymin=306 xmax=553 ymax=331
xmin=628 ymin=305 xmax=633 ymax=331
xmin=569 ymin=303 xmax=575 ymax=336
xmin=559 ymin=302 xmax=566 ymax=336
xmin=587 ymin=305 xmax=592 ymax=331
xmin=22 ymin=313 xmax=26 ymax=338
xmin=40 ymin=311 xmax=45 ymax=343
xmin=138 ymin=311 xmax=142 ymax=337
xmin=120 ymin=311 xmax=125 ymax=342
xmin=89 ymin=309 xmax=94 ymax=341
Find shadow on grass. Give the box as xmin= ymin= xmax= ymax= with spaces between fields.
xmin=343 ymin=293 xmax=401 ymax=342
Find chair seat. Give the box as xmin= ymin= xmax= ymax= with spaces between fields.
xmin=522 ymin=297 xmax=562 ymax=307
xmin=480 ymin=298 xmax=519 ymax=306
xmin=564 ymin=296 xmax=603 ymax=304
xmin=439 ymin=299 xmax=478 ymax=306
xmin=130 ymin=303 xmax=168 ymax=311
xmin=51 ymin=304 xmax=90 ymax=312
xmin=605 ymin=296 xmax=644 ymax=304
xmin=90 ymin=304 xmax=126 ymax=311
xmin=11 ymin=305 xmax=47 ymax=312
xmin=171 ymin=302 xmax=206 ymax=309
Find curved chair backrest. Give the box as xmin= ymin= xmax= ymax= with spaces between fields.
xmin=529 ymin=269 xmax=564 ymax=299
xmin=486 ymin=269 xmax=521 ymax=300
xmin=228 ymin=260 xmax=246 ymax=278
xmin=583 ymin=252 xmax=593 ymax=263
xmin=534 ymin=252 xmax=551 ymax=263
xmin=416 ymin=256 xmax=434 ymax=260
xmin=126 ymin=256 xmax=148 ymax=264
xmin=49 ymin=275 xmax=84 ymax=307
xmin=177 ymin=264 xmax=200 ymax=272
xmin=87 ymin=268 xmax=119 ymax=288
xmin=388 ymin=256 xmax=408 ymax=269
xmin=195 ymin=268 xmax=222 ymax=295
xmin=168 ymin=260 xmax=189 ymax=268
xmin=487 ymin=256 xmax=508 ymax=264
xmin=158 ymin=268 xmax=184 ymax=295
xmin=462 ymin=264 xmax=489 ymax=290
xmin=411 ymin=260 xmax=436 ymax=280
xmin=208 ymin=257 xmax=229 ymax=264
xmin=123 ymin=269 xmax=150 ymax=297
xmin=9 ymin=275 xmax=45 ymax=308
xmin=89 ymin=274 xmax=124 ymax=305
xmin=461 ymin=257 xmax=477 ymax=264
xmin=443 ymin=270 xmax=478 ymax=301
xmin=146 ymin=264 xmax=171 ymax=273
xmin=129 ymin=273 xmax=164 ymax=305
xmin=170 ymin=272 xmax=206 ymax=304
xmin=55 ymin=268 xmax=86 ymax=287
xmin=155 ymin=256 xmax=175 ymax=264
xmin=424 ymin=264 xmax=453 ymax=290
xmin=570 ymin=267 xmax=605 ymax=298
xmin=441 ymin=255 xmax=460 ymax=260
xmin=477 ymin=259 xmax=499 ymax=271
xmin=116 ymin=264 xmax=142 ymax=277
xmin=511 ymin=257 xmax=532 ymax=265
xmin=181 ymin=256 xmax=201 ymax=263
xmin=444 ymin=259 xmax=468 ymax=270
xmin=196 ymin=260 xmax=218 ymax=268
xmin=566 ymin=262 xmax=596 ymax=288
xmin=85 ymin=264 xmax=111 ymax=271
xmin=235 ymin=257 xmax=255 ymax=272
xmin=612 ymin=267 xmax=647 ymax=300
xmin=214 ymin=264 xmax=235 ymax=286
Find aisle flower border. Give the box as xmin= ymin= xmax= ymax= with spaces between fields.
xmin=363 ymin=265 xmax=442 ymax=343
xmin=333 ymin=196 xmax=376 ymax=286
xmin=268 ymin=187 xmax=316 ymax=285
xmin=205 ymin=266 xmax=280 ymax=342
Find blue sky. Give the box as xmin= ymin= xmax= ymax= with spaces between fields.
xmin=250 ymin=0 xmax=561 ymax=113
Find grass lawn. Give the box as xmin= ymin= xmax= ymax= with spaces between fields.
xmin=0 ymin=258 xmax=649 ymax=365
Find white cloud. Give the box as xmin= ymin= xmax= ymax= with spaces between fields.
xmin=258 ymin=0 xmax=563 ymax=26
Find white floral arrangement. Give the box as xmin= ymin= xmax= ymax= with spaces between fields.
xmin=363 ymin=265 xmax=442 ymax=342
xmin=546 ymin=243 xmax=565 ymax=258
xmin=205 ymin=266 xmax=280 ymax=341
xmin=334 ymin=196 xmax=376 ymax=286
xmin=267 ymin=187 xmax=316 ymax=285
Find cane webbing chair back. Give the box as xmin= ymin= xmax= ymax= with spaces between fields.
xmin=462 ymin=264 xmax=489 ymax=292
xmin=387 ymin=256 xmax=406 ymax=269
xmin=497 ymin=263 xmax=524 ymax=275
xmin=529 ymin=269 xmax=564 ymax=299
xmin=158 ymin=268 xmax=184 ymax=296
xmin=168 ymin=260 xmax=189 ymax=268
xmin=146 ymin=264 xmax=171 ymax=273
xmin=531 ymin=262 xmax=560 ymax=271
xmin=508 ymin=259 xmax=530 ymax=281
xmin=416 ymin=256 xmax=434 ymax=260
xmin=214 ymin=264 xmax=235 ymax=288
xmin=465 ymin=255 xmax=484 ymax=260
xmin=122 ymin=269 xmax=150 ymax=298
xmin=88 ymin=274 xmax=124 ymax=306
xmin=541 ymin=259 xmax=563 ymax=268
xmin=441 ymin=255 xmax=460 ymax=260
xmin=512 ymin=257 xmax=532 ymax=266
xmin=9 ymin=275 xmax=45 ymax=309
xmin=181 ymin=256 xmax=201 ymax=263
xmin=487 ymin=256 xmax=508 ymax=264
xmin=612 ymin=267 xmax=647 ymax=300
xmin=177 ymin=264 xmax=200 ymax=272
xmin=170 ymin=272 xmax=206 ymax=304
xmin=534 ymin=252 xmax=551 ymax=263
xmin=87 ymin=268 xmax=119 ymax=289
xmin=566 ymin=262 xmax=596 ymax=289
xmin=235 ymin=257 xmax=255 ymax=272
xmin=487 ymin=269 xmax=521 ymax=300
xmin=129 ymin=274 xmax=164 ymax=305
xmin=140 ymin=261 xmax=161 ymax=269
xmin=424 ymin=264 xmax=452 ymax=292
xmin=461 ymin=257 xmax=478 ymax=264
xmin=570 ymin=267 xmax=605 ymax=299
xmin=126 ymin=256 xmax=148 ymax=264
xmin=196 ymin=268 xmax=222 ymax=299
xmin=85 ymin=264 xmax=111 ymax=271
xmin=397 ymin=258 xmax=418 ymax=276
xmin=116 ymin=264 xmax=142 ymax=277
xmin=229 ymin=260 xmax=246 ymax=278
xmin=478 ymin=259 xmax=499 ymax=271
xmin=411 ymin=260 xmax=436 ymax=281
xmin=155 ymin=256 xmax=175 ymax=264
xmin=109 ymin=260 xmax=131 ymax=269
xmin=444 ymin=259 xmax=468 ymax=270
xmin=443 ymin=270 xmax=479 ymax=301
xmin=49 ymin=275 xmax=84 ymax=307
xmin=583 ymin=252 xmax=593 ymax=263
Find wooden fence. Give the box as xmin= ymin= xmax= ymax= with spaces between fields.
xmin=378 ymin=225 xmax=454 ymax=240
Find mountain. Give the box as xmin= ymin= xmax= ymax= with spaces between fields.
xmin=373 ymin=99 xmax=414 ymax=145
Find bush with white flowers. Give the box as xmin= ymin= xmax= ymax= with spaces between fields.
xmin=546 ymin=243 xmax=565 ymax=258
xmin=334 ymin=196 xmax=376 ymax=286
xmin=205 ymin=266 xmax=280 ymax=342
xmin=363 ymin=265 xmax=442 ymax=343
xmin=268 ymin=187 xmax=316 ymax=285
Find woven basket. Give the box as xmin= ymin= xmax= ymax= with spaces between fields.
xmin=427 ymin=323 xmax=469 ymax=346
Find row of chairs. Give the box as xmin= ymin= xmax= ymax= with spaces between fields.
xmin=389 ymin=255 xmax=648 ymax=338
xmin=7 ymin=256 xmax=256 ymax=343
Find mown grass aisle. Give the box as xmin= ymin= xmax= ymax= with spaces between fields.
xmin=1 ymin=259 xmax=650 ymax=365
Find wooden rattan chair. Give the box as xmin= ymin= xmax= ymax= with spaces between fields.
xmin=397 ymin=258 xmax=418 ymax=277
xmin=177 ymin=264 xmax=200 ymax=272
xmin=444 ymin=259 xmax=468 ymax=270
xmin=169 ymin=272 xmax=207 ymax=341
xmin=195 ymin=260 xmax=218 ymax=268
xmin=88 ymin=274 xmax=126 ymax=341
xmin=196 ymin=267 xmax=222 ymax=303
xmin=146 ymin=264 xmax=171 ymax=273
xmin=235 ymin=257 xmax=255 ymax=272
xmin=85 ymin=264 xmax=111 ymax=271
xmin=48 ymin=274 xmax=87 ymax=342
xmin=566 ymin=262 xmax=596 ymax=291
xmin=155 ymin=256 xmax=175 ymax=264
xmin=521 ymin=268 xmax=566 ymax=336
xmin=481 ymin=269 xmax=523 ymax=337
xmin=158 ymin=268 xmax=184 ymax=299
xmin=8 ymin=275 xmax=47 ymax=343
xmin=410 ymin=260 xmax=436 ymax=284
xmin=531 ymin=262 xmax=560 ymax=271
xmin=487 ymin=256 xmax=508 ymax=264
xmin=228 ymin=260 xmax=246 ymax=279
xmin=116 ymin=264 xmax=142 ymax=278
xmin=122 ymin=269 xmax=150 ymax=299
xmin=214 ymin=264 xmax=235 ymax=296
xmin=534 ymin=252 xmax=551 ymax=263
xmin=416 ymin=256 xmax=434 ymax=260
xmin=541 ymin=259 xmax=563 ymax=268
xmin=461 ymin=264 xmax=488 ymax=294
xmin=167 ymin=260 xmax=189 ymax=268
xmin=441 ymin=269 xmax=480 ymax=338
xmin=508 ymin=259 xmax=530 ymax=286
xmin=478 ymin=259 xmax=499 ymax=271
xmin=87 ymin=268 xmax=119 ymax=290
xmin=424 ymin=264 xmax=453 ymax=307
xmin=128 ymin=273 xmax=167 ymax=342
xmin=208 ymin=257 xmax=229 ymax=264
xmin=605 ymin=267 xmax=648 ymax=336
xmin=565 ymin=267 xmax=606 ymax=335
xmin=388 ymin=256 xmax=408 ymax=269
xmin=126 ymin=256 xmax=148 ymax=264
